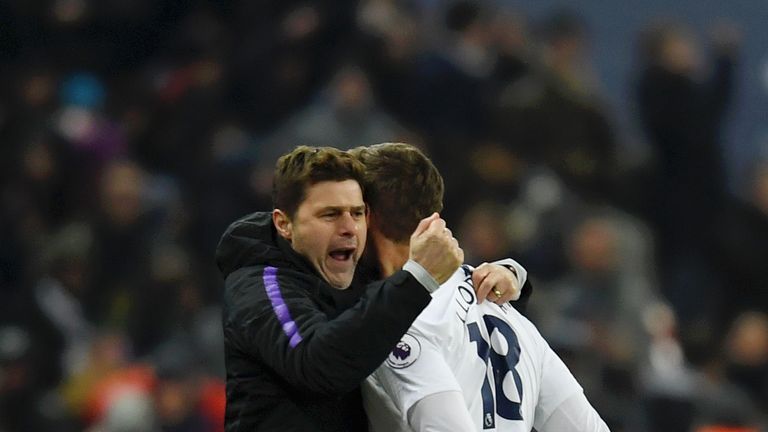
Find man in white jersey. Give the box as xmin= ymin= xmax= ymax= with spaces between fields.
xmin=351 ymin=143 xmax=609 ymax=432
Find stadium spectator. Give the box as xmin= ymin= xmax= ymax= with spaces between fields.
xmin=635 ymin=20 xmax=739 ymax=329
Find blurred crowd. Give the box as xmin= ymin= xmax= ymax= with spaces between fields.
xmin=1 ymin=1 xmax=767 ymax=431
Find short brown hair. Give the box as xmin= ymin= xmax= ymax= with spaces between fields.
xmin=350 ymin=143 xmax=444 ymax=243
xmin=273 ymin=146 xmax=366 ymax=217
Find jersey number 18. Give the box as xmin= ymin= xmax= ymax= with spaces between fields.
xmin=468 ymin=315 xmax=523 ymax=429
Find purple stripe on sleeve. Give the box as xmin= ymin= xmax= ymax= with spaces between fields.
xmin=263 ymin=266 xmax=303 ymax=348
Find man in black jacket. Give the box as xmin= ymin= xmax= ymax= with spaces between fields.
xmin=216 ymin=146 xmax=507 ymax=431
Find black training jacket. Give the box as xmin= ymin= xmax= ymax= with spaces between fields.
xmin=215 ymin=212 xmax=432 ymax=432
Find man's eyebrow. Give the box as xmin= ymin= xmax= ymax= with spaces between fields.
xmin=317 ymin=205 xmax=366 ymax=212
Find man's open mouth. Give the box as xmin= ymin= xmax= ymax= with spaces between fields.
xmin=329 ymin=247 xmax=355 ymax=261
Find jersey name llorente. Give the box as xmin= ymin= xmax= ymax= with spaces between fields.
xmin=364 ymin=264 xmax=582 ymax=431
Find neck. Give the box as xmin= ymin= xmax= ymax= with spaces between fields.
xmin=369 ymin=229 xmax=409 ymax=278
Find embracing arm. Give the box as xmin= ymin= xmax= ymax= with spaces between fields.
xmin=225 ymin=266 xmax=433 ymax=395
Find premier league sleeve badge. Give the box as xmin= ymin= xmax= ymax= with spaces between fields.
xmin=386 ymin=333 xmax=422 ymax=369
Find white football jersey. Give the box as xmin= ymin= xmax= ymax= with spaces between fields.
xmin=364 ymin=264 xmax=584 ymax=431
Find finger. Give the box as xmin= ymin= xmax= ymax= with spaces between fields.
xmin=477 ymin=278 xmax=496 ymax=305
xmin=424 ymin=217 xmax=447 ymax=235
xmin=472 ymin=264 xmax=492 ymax=304
xmin=486 ymin=275 xmax=510 ymax=305
xmin=499 ymin=287 xmax=519 ymax=304
xmin=490 ymin=270 xmax=520 ymax=304
xmin=471 ymin=263 xmax=490 ymax=288
xmin=501 ymin=271 xmax=522 ymax=303
xmin=412 ymin=213 xmax=439 ymax=237
xmin=486 ymin=277 xmax=506 ymax=305
xmin=492 ymin=288 xmax=505 ymax=305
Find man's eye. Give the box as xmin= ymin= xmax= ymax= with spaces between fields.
xmin=353 ymin=210 xmax=365 ymax=218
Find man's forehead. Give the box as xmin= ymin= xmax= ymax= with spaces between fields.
xmin=301 ymin=179 xmax=364 ymax=208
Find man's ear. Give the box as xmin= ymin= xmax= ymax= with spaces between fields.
xmin=273 ymin=209 xmax=293 ymax=241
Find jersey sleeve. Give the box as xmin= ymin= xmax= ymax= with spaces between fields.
xmin=369 ymin=266 xmax=473 ymax=422
xmin=371 ymin=329 xmax=464 ymax=422
xmin=408 ymin=391 xmax=476 ymax=432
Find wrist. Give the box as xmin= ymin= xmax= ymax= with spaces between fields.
xmin=403 ymin=259 xmax=440 ymax=293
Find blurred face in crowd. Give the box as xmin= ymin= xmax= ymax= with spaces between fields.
xmin=569 ymin=218 xmax=618 ymax=274
xmin=727 ymin=312 xmax=768 ymax=366
xmin=155 ymin=376 xmax=200 ymax=425
xmin=101 ymin=161 xmax=145 ymax=227
xmin=333 ymin=68 xmax=372 ymax=113
xmin=660 ymin=30 xmax=701 ymax=75
xmin=274 ymin=180 xmax=367 ymax=289
xmin=23 ymin=141 xmax=56 ymax=182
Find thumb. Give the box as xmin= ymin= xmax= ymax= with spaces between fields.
xmin=412 ymin=212 xmax=439 ymax=237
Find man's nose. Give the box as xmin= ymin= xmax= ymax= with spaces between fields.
xmin=338 ymin=212 xmax=359 ymax=236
